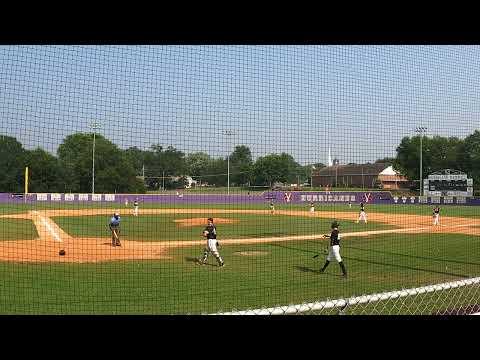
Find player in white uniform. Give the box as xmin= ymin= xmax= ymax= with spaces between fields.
xmin=309 ymin=201 xmax=315 ymax=215
xmin=199 ymin=218 xmax=224 ymax=267
xmin=433 ymin=206 xmax=440 ymax=226
xmin=270 ymin=201 xmax=275 ymax=215
xmin=356 ymin=202 xmax=367 ymax=223
xmin=133 ymin=198 xmax=139 ymax=216
xmin=320 ymin=221 xmax=347 ymax=277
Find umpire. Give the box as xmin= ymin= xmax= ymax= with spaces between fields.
xmin=109 ymin=212 xmax=121 ymax=247
xmin=320 ymin=221 xmax=347 ymax=277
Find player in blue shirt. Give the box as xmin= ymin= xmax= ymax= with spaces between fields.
xmin=109 ymin=212 xmax=121 ymax=247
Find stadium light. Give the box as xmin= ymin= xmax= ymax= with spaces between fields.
xmin=415 ymin=126 xmax=427 ymax=196
xmin=224 ymin=130 xmax=235 ymax=195
xmin=90 ymin=121 xmax=102 ymax=194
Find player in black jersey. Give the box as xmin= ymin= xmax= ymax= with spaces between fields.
xmin=320 ymin=221 xmax=347 ymax=277
xmin=356 ymin=202 xmax=367 ymax=224
xmin=199 ymin=217 xmax=224 ymax=267
xmin=133 ymin=198 xmax=139 ymax=216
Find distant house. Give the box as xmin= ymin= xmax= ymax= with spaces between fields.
xmin=171 ymin=176 xmax=198 ymax=189
xmin=185 ymin=176 xmax=197 ymax=188
xmin=312 ymin=163 xmax=409 ymax=190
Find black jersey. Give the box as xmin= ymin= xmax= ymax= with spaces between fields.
xmin=204 ymin=224 xmax=217 ymax=239
xmin=329 ymin=229 xmax=340 ymax=246
xmin=134 ymin=201 xmax=139 ymax=207
xmin=433 ymin=207 xmax=440 ymax=214
xmin=360 ymin=203 xmax=365 ymax=212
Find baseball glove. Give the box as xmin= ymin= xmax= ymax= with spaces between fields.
xmin=216 ymin=241 xmax=220 ymax=248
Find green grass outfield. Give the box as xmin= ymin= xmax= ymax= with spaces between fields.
xmin=1 ymin=201 xmax=479 ymax=217
xmin=0 ymin=232 xmax=478 ymax=314
xmin=0 ymin=202 xmax=479 ymax=314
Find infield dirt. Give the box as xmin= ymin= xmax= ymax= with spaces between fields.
xmin=0 ymin=208 xmax=479 ymax=263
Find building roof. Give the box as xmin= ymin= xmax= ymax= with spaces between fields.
xmin=313 ymin=163 xmax=390 ymax=176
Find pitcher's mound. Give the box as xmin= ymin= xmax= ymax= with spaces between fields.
xmin=234 ymin=251 xmax=269 ymax=256
xmin=174 ymin=217 xmax=239 ymax=227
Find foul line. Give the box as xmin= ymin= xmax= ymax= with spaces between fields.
xmin=32 ymin=211 xmax=63 ymax=243
xmin=213 ymin=277 xmax=480 ymax=315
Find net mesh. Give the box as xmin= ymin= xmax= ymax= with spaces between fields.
xmin=0 ymin=45 xmax=479 ymax=314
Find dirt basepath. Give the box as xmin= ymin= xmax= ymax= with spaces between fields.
xmin=0 ymin=208 xmax=479 ymax=263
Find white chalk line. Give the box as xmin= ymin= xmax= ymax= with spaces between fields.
xmin=32 ymin=211 xmax=62 ymax=243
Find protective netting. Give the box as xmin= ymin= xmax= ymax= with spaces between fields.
xmin=0 ymin=45 xmax=479 ymax=314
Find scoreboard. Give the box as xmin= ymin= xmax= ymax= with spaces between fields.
xmin=424 ymin=170 xmax=473 ymax=197
xmin=428 ymin=179 xmax=467 ymax=192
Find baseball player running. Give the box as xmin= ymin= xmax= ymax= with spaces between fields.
xmin=309 ymin=201 xmax=315 ymax=215
xmin=133 ymin=198 xmax=139 ymax=216
xmin=433 ymin=206 xmax=440 ymax=226
xmin=199 ymin=217 xmax=224 ymax=267
xmin=109 ymin=212 xmax=121 ymax=247
xmin=320 ymin=221 xmax=347 ymax=277
xmin=356 ymin=202 xmax=367 ymax=224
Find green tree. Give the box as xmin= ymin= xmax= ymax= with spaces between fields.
xmin=394 ymin=135 xmax=465 ymax=183
xmin=24 ymin=148 xmax=64 ymax=192
xmin=229 ymin=145 xmax=253 ymax=186
xmin=0 ymin=135 xmax=26 ymax=192
xmin=185 ymin=152 xmax=212 ymax=186
xmin=463 ymin=130 xmax=480 ymax=188
xmin=125 ymin=146 xmax=146 ymax=176
xmin=57 ymin=133 xmax=146 ymax=193
xmin=252 ymin=153 xmax=301 ymax=187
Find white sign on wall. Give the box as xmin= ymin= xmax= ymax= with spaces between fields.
xmin=78 ymin=194 xmax=89 ymax=201
xmin=64 ymin=194 xmax=75 ymax=201
xmin=104 ymin=194 xmax=115 ymax=202
xmin=37 ymin=193 xmax=48 ymax=201
xmin=92 ymin=194 xmax=102 ymax=201
xmin=51 ymin=193 xmax=62 ymax=201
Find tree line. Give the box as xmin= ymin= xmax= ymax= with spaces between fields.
xmin=0 ymin=133 xmax=319 ymax=193
xmin=1 ymin=130 xmax=479 ymax=193
xmin=393 ymin=131 xmax=480 ymax=190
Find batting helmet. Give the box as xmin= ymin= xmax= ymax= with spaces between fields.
xmin=331 ymin=221 xmax=339 ymax=229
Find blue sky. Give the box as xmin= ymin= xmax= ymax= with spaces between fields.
xmin=1 ymin=45 xmax=479 ymax=165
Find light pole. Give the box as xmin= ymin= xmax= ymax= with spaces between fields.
xmin=224 ymin=130 xmax=235 ymax=195
xmin=90 ymin=121 xmax=102 ymax=194
xmin=311 ymin=165 xmax=315 ymax=190
xmin=415 ymin=126 xmax=427 ymax=196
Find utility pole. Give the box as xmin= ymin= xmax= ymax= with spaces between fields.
xmin=89 ymin=121 xmax=101 ymax=194
xmin=224 ymin=130 xmax=235 ymax=195
xmin=415 ymin=127 xmax=427 ymax=196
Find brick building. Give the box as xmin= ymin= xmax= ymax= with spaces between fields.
xmin=312 ymin=163 xmax=409 ymax=189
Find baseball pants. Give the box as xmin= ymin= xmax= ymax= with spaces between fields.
xmin=202 ymin=239 xmax=223 ymax=264
xmin=358 ymin=211 xmax=367 ymax=223
xmin=326 ymin=245 xmax=342 ymax=262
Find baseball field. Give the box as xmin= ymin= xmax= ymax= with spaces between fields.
xmin=0 ymin=202 xmax=479 ymax=314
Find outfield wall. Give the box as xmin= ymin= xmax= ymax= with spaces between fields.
xmin=1 ymin=192 xmax=479 ymax=205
